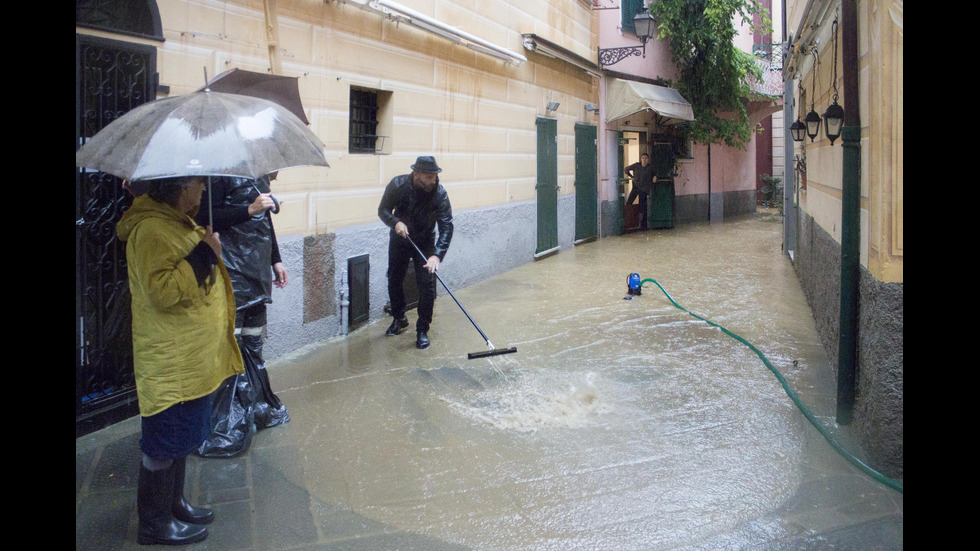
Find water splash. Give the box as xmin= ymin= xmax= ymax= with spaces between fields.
xmin=446 ymin=371 xmax=612 ymax=432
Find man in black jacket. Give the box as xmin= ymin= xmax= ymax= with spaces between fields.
xmin=378 ymin=156 xmax=454 ymax=349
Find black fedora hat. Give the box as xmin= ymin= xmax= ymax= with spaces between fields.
xmin=411 ymin=156 xmax=442 ymax=174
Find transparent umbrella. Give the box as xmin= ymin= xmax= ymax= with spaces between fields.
xmin=76 ymin=90 xmax=328 ymax=225
xmin=75 ymin=90 xmax=328 ymax=182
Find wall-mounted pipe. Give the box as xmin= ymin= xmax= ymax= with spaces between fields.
xmin=339 ymin=270 xmax=350 ymax=336
xmin=836 ymin=0 xmax=860 ymax=424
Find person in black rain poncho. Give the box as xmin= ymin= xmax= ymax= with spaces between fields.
xmin=194 ymin=172 xmax=290 ymax=457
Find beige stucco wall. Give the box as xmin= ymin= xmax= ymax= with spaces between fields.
xmin=865 ymin=0 xmax=902 ymax=284
xmin=152 ymin=0 xmax=598 ymax=238
xmin=786 ymin=0 xmax=902 ymax=283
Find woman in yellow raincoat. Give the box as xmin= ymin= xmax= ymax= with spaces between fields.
xmin=116 ymin=176 xmax=244 ymax=546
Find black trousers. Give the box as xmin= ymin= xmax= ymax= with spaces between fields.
xmin=387 ymin=237 xmax=437 ymax=333
xmin=235 ymin=302 xmax=267 ymax=330
xmin=627 ymin=187 xmax=649 ymax=229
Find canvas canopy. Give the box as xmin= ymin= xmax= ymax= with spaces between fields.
xmin=605 ymin=78 xmax=695 ymax=126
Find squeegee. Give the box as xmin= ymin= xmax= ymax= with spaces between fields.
xmin=406 ymin=237 xmax=518 ymax=360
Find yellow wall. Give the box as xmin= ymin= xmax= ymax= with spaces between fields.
xmin=148 ymin=0 xmax=598 ymax=236
xmin=787 ymin=0 xmax=902 ymax=283
xmin=865 ymin=0 xmax=903 ymax=284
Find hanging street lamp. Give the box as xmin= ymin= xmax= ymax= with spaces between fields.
xmin=805 ymin=49 xmax=821 ymax=142
xmin=790 ymin=119 xmax=807 ymax=142
xmin=823 ymin=17 xmax=844 ymax=145
xmin=791 ymin=81 xmax=807 ymax=142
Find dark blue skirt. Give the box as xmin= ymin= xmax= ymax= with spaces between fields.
xmin=140 ymin=394 xmax=213 ymax=460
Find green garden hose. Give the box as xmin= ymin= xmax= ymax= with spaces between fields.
xmin=640 ymin=278 xmax=903 ymax=494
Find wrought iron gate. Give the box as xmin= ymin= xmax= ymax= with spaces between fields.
xmin=75 ymin=34 xmax=157 ymax=437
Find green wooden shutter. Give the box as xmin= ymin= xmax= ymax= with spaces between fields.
xmin=651 ymin=141 xmax=675 ymax=179
xmin=574 ymin=124 xmax=598 ymax=243
xmin=622 ymin=0 xmax=644 ymax=34
xmin=649 ymin=142 xmax=674 ymax=229
xmin=535 ymin=117 xmax=559 ymax=255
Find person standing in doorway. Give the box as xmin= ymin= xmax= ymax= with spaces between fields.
xmin=378 ymin=156 xmax=454 ymax=349
xmin=625 ymin=152 xmax=658 ymax=230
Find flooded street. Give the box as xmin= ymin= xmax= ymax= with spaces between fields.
xmin=260 ymin=214 xmax=901 ymax=550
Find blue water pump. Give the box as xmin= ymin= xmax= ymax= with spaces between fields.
xmin=627 ymin=273 xmax=642 ymax=296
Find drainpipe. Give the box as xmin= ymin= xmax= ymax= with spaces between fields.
xmin=782 ymin=78 xmax=795 ymax=257
xmin=707 ymin=144 xmax=712 ymax=221
xmin=264 ymin=0 xmax=283 ymax=74
xmin=836 ymin=0 xmax=860 ymax=425
xmin=339 ymin=270 xmax=350 ymax=336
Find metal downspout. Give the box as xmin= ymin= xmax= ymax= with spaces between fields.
xmin=707 ymin=144 xmax=712 ymax=221
xmin=782 ymin=78 xmax=795 ymax=257
xmin=836 ymin=0 xmax=860 ymax=424
xmin=782 ymin=0 xmax=795 ymax=258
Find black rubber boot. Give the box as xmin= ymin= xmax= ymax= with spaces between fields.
xmin=138 ymin=463 xmax=208 ymax=545
xmin=416 ymin=331 xmax=430 ymax=349
xmin=171 ymin=456 xmax=214 ymax=525
xmin=386 ymin=316 xmax=409 ymax=335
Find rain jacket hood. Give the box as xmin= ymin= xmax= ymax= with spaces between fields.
xmin=117 ymin=195 xmax=244 ymax=416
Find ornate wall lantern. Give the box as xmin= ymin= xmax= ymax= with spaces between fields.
xmin=598 ymin=11 xmax=657 ymax=68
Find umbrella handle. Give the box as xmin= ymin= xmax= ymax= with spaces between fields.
xmin=249 ymin=181 xmax=280 ymax=215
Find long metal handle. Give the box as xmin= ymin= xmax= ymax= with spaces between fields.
xmin=405 ymin=236 xmax=494 ymax=349
xmin=207 ymin=176 xmax=213 ymax=229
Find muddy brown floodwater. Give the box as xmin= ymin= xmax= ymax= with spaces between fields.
xmin=268 ymin=214 xmax=901 ymax=550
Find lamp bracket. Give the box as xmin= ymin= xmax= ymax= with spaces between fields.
xmin=598 ymin=45 xmax=645 ymax=67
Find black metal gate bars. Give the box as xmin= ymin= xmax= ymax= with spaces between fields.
xmin=75 ymin=34 xmax=157 ymax=437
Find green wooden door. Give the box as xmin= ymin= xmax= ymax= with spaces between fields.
xmin=649 ymin=142 xmax=675 ymax=229
xmin=574 ymin=123 xmax=597 ymax=243
xmin=536 ymin=117 xmax=559 ymax=256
